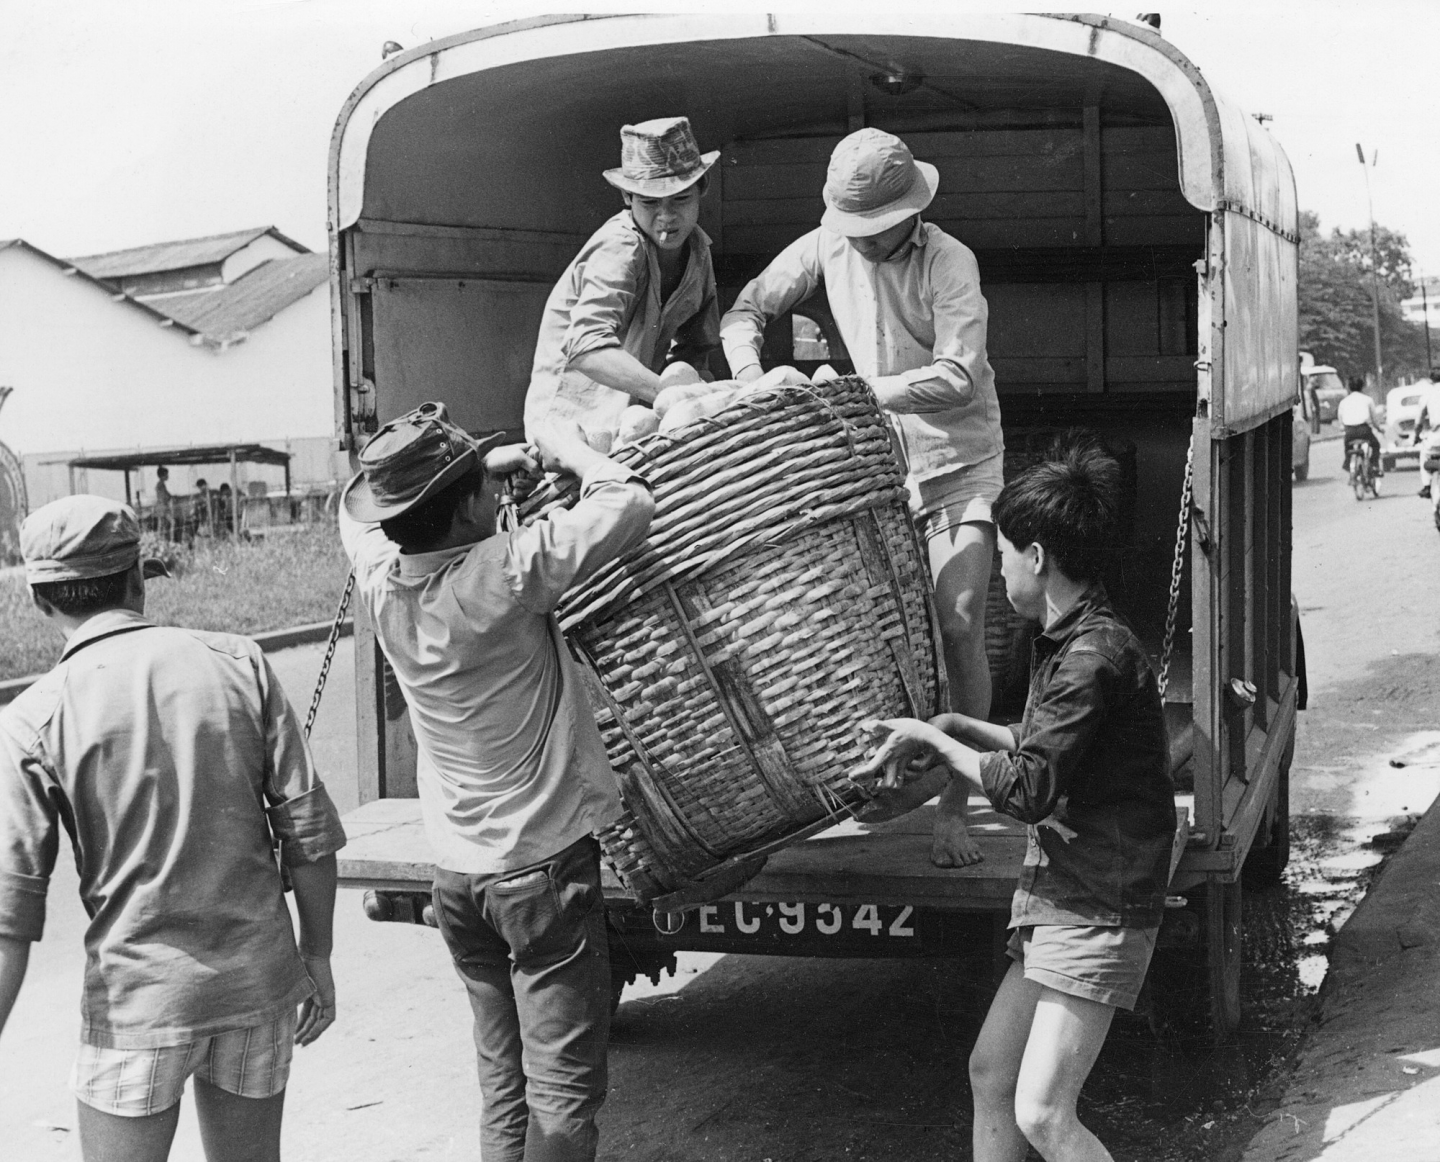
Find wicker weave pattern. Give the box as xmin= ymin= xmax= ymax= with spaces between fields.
xmin=521 ymin=378 xmax=944 ymax=903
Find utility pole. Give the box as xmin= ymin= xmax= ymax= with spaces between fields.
xmin=1356 ymin=143 xmax=1384 ymax=389
xmin=1421 ymin=269 xmax=1434 ymax=369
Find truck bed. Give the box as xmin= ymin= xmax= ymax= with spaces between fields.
xmin=338 ymin=796 xmax=1191 ymax=911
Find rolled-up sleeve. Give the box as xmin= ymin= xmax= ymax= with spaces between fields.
xmin=720 ymin=230 xmax=825 ymax=376
xmin=979 ymin=647 xmax=1113 ymax=824
xmin=870 ymin=244 xmax=987 ymax=413
xmin=504 ymin=462 xmax=655 ymax=615
xmin=257 ymin=656 xmax=346 ymax=867
xmin=0 ymin=719 xmax=58 ymax=942
xmin=563 ymin=236 xmax=645 ymax=363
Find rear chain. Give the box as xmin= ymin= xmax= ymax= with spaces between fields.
xmin=1158 ymin=433 xmax=1195 ymax=700
xmin=305 ymin=569 xmax=356 ymax=739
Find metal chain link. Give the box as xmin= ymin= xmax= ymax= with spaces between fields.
xmin=304 ymin=569 xmax=356 ymax=739
xmin=1157 ymin=432 xmax=1196 ymax=700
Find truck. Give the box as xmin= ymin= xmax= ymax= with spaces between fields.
xmin=327 ymin=13 xmax=1303 ymax=1044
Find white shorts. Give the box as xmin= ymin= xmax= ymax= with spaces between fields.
xmin=914 ymin=453 xmax=1006 ymax=543
xmin=72 ymin=1008 xmax=296 ymax=1117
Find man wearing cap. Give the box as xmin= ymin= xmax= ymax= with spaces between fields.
xmin=339 ymin=403 xmax=654 ymax=1161
xmin=0 ymin=495 xmax=346 ymax=1161
xmin=721 ymin=127 xmax=1005 ymax=868
xmin=524 ymin=115 xmax=722 ymax=444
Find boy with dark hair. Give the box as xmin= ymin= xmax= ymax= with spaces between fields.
xmin=340 ymin=401 xmax=654 ymax=1162
xmin=857 ymin=433 xmax=1175 ymax=1162
xmin=0 ymin=495 xmax=345 ymax=1162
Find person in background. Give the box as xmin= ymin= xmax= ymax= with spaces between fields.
xmin=1337 ymin=375 xmax=1384 ymax=476
xmin=193 ymin=478 xmax=213 ymax=534
xmin=721 ymin=127 xmax=1005 ymax=868
xmin=524 ymin=116 xmax=722 ymax=447
xmin=1416 ymin=368 xmax=1440 ymax=499
xmin=0 ymin=495 xmax=345 ymax=1162
xmin=340 ymin=402 xmax=654 ymax=1161
xmin=217 ymin=482 xmax=235 ymax=536
xmin=153 ymin=465 xmax=174 ymax=540
xmin=856 ymin=434 xmax=1174 ymax=1162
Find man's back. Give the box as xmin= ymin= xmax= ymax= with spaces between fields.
xmin=340 ymin=461 xmax=653 ymax=876
xmin=0 ymin=611 xmax=326 ymax=1047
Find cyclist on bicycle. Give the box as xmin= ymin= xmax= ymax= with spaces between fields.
xmin=1338 ymin=376 xmax=1384 ymax=477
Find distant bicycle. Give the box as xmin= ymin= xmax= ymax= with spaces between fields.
xmin=1346 ymin=439 xmax=1380 ymax=500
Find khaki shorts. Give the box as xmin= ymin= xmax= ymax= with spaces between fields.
xmin=72 ymin=1008 xmax=296 ymax=1117
xmin=1006 ymin=924 xmax=1158 ymax=1011
xmin=914 ymin=453 xmax=1006 ymax=543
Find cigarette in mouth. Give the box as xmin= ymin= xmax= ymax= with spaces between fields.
xmin=659 ymin=230 xmax=670 ymax=242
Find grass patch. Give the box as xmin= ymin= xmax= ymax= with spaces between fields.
xmin=0 ymin=525 xmax=351 ymax=682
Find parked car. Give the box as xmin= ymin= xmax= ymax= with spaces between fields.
xmin=1381 ymin=381 xmax=1440 ymax=469
xmin=1293 ymin=403 xmax=1312 ymax=480
xmin=1303 ymin=365 xmax=1347 ymax=423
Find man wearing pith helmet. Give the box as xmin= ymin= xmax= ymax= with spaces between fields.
xmin=524 ymin=115 xmax=722 ymax=445
xmin=721 ymin=127 xmax=1005 ymax=871
xmin=0 ymin=495 xmax=345 ymax=1161
xmin=339 ymin=401 xmax=654 ymax=1160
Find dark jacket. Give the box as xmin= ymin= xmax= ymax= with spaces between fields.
xmin=980 ymin=586 xmax=1176 ymax=928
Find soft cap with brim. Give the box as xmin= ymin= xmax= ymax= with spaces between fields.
xmin=820 ymin=128 xmax=938 ymax=238
xmin=22 ymin=495 xmax=170 ymax=584
xmin=602 ymin=116 xmax=720 ymax=198
xmin=344 ymin=401 xmax=507 ymax=524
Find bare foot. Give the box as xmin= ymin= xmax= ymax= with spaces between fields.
xmin=931 ymin=814 xmax=984 ymax=867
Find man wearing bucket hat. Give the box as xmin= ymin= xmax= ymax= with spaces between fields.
xmin=0 ymin=495 xmax=346 ymax=1161
xmin=339 ymin=403 xmax=654 ymax=1161
xmin=721 ymin=127 xmax=1005 ymax=869
xmin=524 ymin=115 xmax=724 ymax=446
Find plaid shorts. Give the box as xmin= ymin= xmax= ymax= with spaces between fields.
xmin=72 ymin=1008 xmax=296 ymax=1117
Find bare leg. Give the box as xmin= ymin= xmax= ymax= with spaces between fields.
xmin=1012 ymin=988 xmax=1117 ymax=1161
xmin=927 ymin=519 xmax=996 ymax=718
xmin=192 ymin=1080 xmax=285 ymax=1162
xmin=969 ymin=961 xmax=1040 ymax=1162
xmin=927 ymin=520 xmax=996 ymax=865
xmin=77 ymin=1100 xmax=181 ymax=1162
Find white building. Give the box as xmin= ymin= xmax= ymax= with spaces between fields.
xmin=0 ymin=228 xmax=341 ymax=510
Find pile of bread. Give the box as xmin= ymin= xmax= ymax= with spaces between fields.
xmin=586 ymin=364 xmax=829 ymax=453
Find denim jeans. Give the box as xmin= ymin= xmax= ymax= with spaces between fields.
xmin=431 ymin=836 xmax=611 ymax=1162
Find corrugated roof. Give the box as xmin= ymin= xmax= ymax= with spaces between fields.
xmin=71 ymin=227 xmax=308 ymax=279
xmin=148 ymin=253 xmax=329 ymax=343
xmin=0 ymin=238 xmax=204 ymax=340
xmin=68 ymin=444 xmax=292 ymax=470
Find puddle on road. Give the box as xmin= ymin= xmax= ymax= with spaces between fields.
xmin=1080 ymin=799 xmax=1426 ymax=1160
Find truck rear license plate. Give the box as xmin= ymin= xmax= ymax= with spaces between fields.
xmin=688 ymin=901 xmax=917 ymax=942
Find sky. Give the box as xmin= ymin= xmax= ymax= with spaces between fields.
xmin=1 ymin=0 xmax=1438 ymax=275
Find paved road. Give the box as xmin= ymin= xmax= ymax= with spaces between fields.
xmin=6 ymin=438 xmax=1438 ymax=1161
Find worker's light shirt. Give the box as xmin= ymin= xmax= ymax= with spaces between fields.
xmin=1336 ymin=392 xmax=1377 ymax=427
xmin=524 ymin=211 xmax=720 ymax=441
xmin=0 ymin=612 xmax=347 ymax=1048
xmin=720 ymin=220 xmax=1004 ymax=489
xmin=340 ymin=462 xmax=654 ymax=875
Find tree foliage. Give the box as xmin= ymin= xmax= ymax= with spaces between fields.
xmin=1298 ymin=211 xmax=1431 ymax=384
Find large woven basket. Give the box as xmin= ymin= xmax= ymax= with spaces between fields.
xmin=519 ymin=377 xmax=946 ymax=906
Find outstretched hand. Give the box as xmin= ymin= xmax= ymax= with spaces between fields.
xmin=854 ymin=718 xmax=944 ymax=789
